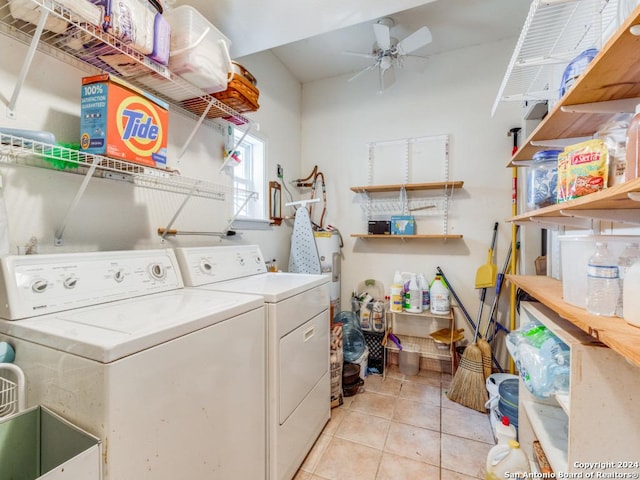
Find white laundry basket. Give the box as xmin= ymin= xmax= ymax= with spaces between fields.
xmin=0 ymin=362 xmax=25 ymax=418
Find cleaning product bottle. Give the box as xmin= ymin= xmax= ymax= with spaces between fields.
xmin=430 ymin=274 xmax=451 ymax=315
xmin=390 ymin=271 xmax=404 ymax=313
xmin=495 ymin=416 xmax=517 ymax=445
xmin=418 ymin=273 xmax=430 ymax=310
xmin=485 ymin=440 xmax=529 ymax=480
xmin=406 ymin=274 xmax=423 ymax=313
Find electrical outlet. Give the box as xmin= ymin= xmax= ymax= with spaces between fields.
xmin=277 ymin=164 xmax=283 ymax=178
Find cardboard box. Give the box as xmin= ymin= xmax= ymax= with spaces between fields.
xmin=80 ymin=74 xmax=168 ymax=168
xmin=390 ymin=215 xmax=415 ymax=235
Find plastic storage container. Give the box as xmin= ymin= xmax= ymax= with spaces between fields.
xmin=623 ymin=260 xmax=640 ymax=327
xmin=586 ymin=242 xmax=619 ymax=317
xmin=526 ymin=149 xmax=560 ymax=209
xmin=560 ymin=48 xmax=599 ymax=97
xmin=624 ymin=104 xmax=640 ymax=183
xmin=0 ymin=405 xmax=101 ymax=479
xmin=165 ymin=5 xmax=232 ymax=94
xmin=559 ymin=235 xmax=637 ymax=308
xmin=596 ymin=113 xmax=632 ymax=186
xmin=399 ymin=343 xmax=420 ymax=375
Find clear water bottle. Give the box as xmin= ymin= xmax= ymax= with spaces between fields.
xmin=586 ymin=242 xmax=619 ymax=317
xmin=616 ymin=242 xmax=640 ymax=317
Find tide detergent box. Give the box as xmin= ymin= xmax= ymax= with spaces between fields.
xmin=80 ymin=74 xmax=168 ymax=167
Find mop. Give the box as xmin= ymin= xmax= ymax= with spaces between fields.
xmin=287 ymin=198 xmax=322 ymax=274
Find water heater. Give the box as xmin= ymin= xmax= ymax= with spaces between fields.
xmin=314 ymin=231 xmax=341 ymax=321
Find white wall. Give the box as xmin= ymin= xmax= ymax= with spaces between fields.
xmin=0 ymin=36 xmax=301 ymax=268
xmin=300 ymin=38 xmax=523 ymax=341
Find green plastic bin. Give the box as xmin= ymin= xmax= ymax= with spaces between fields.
xmin=0 ymin=405 xmax=101 ymax=480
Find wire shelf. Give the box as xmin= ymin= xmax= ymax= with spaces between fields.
xmin=0 ymin=133 xmax=256 ymax=202
xmin=492 ymin=0 xmax=620 ymax=116
xmin=0 ymin=0 xmax=253 ymax=125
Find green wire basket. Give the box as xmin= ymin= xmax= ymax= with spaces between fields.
xmin=43 ymin=143 xmax=81 ymax=170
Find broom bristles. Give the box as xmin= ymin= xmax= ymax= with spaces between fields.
xmin=477 ymin=338 xmax=493 ymax=380
xmin=447 ymin=344 xmax=488 ymax=413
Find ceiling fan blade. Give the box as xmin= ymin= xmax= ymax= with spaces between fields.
xmin=373 ymin=22 xmax=391 ymax=50
xmin=399 ymin=55 xmax=428 ymax=73
xmin=397 ymin=26 xmax=432 ymax=55
xmin=348 ymin=64 xmax=377 ymax=82
xmin=377 ymin=65 xmax=396 ymax=93
xmin=343 ymin=50 xmax=376 ymax=59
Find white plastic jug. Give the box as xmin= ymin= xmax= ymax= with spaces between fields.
xmin=486 ymin=440 xmax=529 ymax=480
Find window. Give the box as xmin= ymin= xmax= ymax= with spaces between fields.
xmin=230 ymin=127 xmax=268 ymax=228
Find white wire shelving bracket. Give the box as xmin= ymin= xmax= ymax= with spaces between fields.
xmin=0 ymin=134 xmax=256 ymax=245
xmin=0 ymin=0 xmax=255 ymax=136
xmin=492 ymin=0 xmax=619 ymax=117
xmin=360 ymin=134 xmax=457 ymax=237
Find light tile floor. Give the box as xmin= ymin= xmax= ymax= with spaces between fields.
xmin=295 ymin=365 xmax=495 ymax=480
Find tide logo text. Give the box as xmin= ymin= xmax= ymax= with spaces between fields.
xmin=121 ymin=110 xmax=159 ymax=141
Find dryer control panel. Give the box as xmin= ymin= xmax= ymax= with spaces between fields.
xmin=0 ymin=249 xmax=183 ymax=320
xmin=174 ymin=245 xmax=267 ymax=287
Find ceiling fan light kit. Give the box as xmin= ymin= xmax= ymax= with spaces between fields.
xmin=344 ymin=17 xmax=432 ymax=93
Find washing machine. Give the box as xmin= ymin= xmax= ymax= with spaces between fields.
xmin=174 ymin=245 xmax=330 ymax=480
xmin=0 ymin=249 xmax=267 ymax=480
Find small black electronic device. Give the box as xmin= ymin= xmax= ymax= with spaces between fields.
xmin=368 ymin=220 xmax=390 ymax=235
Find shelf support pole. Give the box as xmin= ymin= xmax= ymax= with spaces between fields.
xmin=177 ymin=100 xmax=215 ymax=160
xmin=54 ymin=158 xmax=101 ymax=246
xmin=7 ymin=9 xmax=49 ymax=117
xmin=159 ymin=182 xmax=201 ymax=241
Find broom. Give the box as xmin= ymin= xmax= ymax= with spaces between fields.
xmin=447 ymin=318 xmax=488 ymax=413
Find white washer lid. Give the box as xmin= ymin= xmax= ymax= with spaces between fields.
xmin=0 ymin=289 xmax=263 ymax=363
xmin=197 ymin=272 xmax=328 ymax=303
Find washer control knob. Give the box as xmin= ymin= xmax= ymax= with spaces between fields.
xmin=200 ymin=259 xmax=213 ymax=274
xmin=238 ymin=256 xmax=245 ymax=266
xmin=148 ymin=263 xmax=166 ymax=281
xmin=31 ymin=279 xmax=49 ymax=293
xmin=255 ymin=256 xmax=261 ymax=264
xmin=63 ymin=277 xmax=78 ymax=289
xmin=114 ymin=269 xmax=125 ymax=283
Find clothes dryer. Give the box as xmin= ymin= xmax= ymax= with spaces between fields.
xmin=174 ymin=245 xmax=330 ymax=480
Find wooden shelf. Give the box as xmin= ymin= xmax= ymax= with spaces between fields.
xmin=350 ymin=181 xmax=463 ymax=193
xmin=510 ymin=6 xmax=640 ymax=164
xmin=507 ymin=275 xmax=640 ymax=368
xmin=351 ymin=234 xmax=464 ymax=239
xmin=507 ymin=177 xmax=640 ymax=224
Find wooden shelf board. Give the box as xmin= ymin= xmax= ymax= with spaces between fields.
xmin=507 ymin=275 xmax=640 ymax=368
xmin=510 ymin=6 xmax=640 ymax=164
xmin=507 ymin=177 xmax=640 ymax=223
xmin=351 ymin=234 xmax=464 ymax=239
xmin=350 ymin=181 xmax=464 ymax=193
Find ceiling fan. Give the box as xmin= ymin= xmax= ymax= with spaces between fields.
xmin=345 ymin=18 xmax=433 ymax=93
